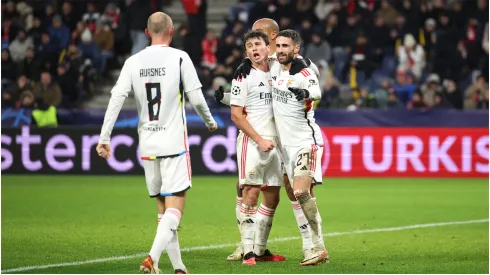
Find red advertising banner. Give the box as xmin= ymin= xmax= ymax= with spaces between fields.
xmin=319 ymin=128 xmax=489 ymax=178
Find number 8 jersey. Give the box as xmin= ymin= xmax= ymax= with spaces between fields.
xmin=99 ymin=45 xmax=202 ymax=158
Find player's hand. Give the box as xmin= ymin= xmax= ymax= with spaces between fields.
xmin=257 ymin=139 xmax=275 ymax=152
xmin=289 ymin=58 xmax=309 ymax=75
xmin=207 ymin=121 xmax=218 ymax=132
xmin=214 ymin=86 xmax=224 ymax=102
xmin=288 ymin=87 xmax=310 ymax=101
xmin=96 ymin=143 xmax=111 ymax=159
xmin=232 ymin=58 xmax=252 ymax=80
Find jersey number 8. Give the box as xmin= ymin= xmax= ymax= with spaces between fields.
xmin=145 ymin=82 xmax=161 ymax=121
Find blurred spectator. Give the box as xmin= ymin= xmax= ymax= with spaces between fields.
xmin=5 ymin=75 xmax=32 ymax=104
xmin=9 ymin=30 xmax=33 ymax=63
xmin=172 ymin=24 xmax=189 ymax=50
xmin=49 ymin=15 xmax=71 ymax=50
xmin=420 ymin=73 xmax=441 ymax=107
xmin=356 ymin=88 xmax=378 ymax=108
xmin=2 ymin=19 xmax=17 ymax=44
xmin=393 ymin=70 xmax=416 ymax=105
xmin=28 ymin=17 xmax=43 ymax=46
xmin=398 ymin=33 xmax=425 ymax=80
xmin=432 ymin=92 xmax=451 ymax=109
xmin=19 ymin=90 xmax=36 ymax=109
xmin=21 ymin=47 xmax=42 ymax=81
xmin=407 ymin=90 xmax=428 ymax=110
xmin=377 ymin=0 xmax=399 ymax=27
xmin=371 ymin=16 xmax=393 ymax=65
xmin=387 ymin=91 xmax=404 ymax=109
xmin=100 ymin=3 xmax=120 ymax=30
xmin=3 ymin=1 xmax=18 ymax=22
xmin=93 ymin=22 xmax=115 ymax=74
xmin=182 ymin=0 xmax=208 ymax=41
xmin=126 ymin=0 xmax=151 ymax=55
xmin=42 ymin=3 xmax=55 ymax=30
xmin=315 ymin=0 xmax=336 ymax=22
xmin=1 ymin=49 xmax=19 ymax=85
xmin=78 ymin=29 xmax=102 ymax=74
xmin=201 ymin=30 xmax=218 ymax=70
xmin=374 ymin=79 xmax=392 ymax=108
xmin=33 ymin=71 xmax=62 ymax=107
xmin=305 ymin=32 xmax=332 ymax=64
xmin=420 ymin=18 xmax=437 ymax=61
xmin=16 ymin=2 xmax=34 ymax=31
xmin=56 ymin=62 xmax=82 ymax=107
xmin=61 ymin=1 xmax=79 ymax=31
xmin=442 ymin=79 xmax=462 ymax=109
xmin=319 ymin=74 xmax=341 ymax=108
xmin=37 ymin=32 xmax=60 ymax=72
xmin=464 ymin=75 xmax=489 ymax=110
xmin=481 ymin=23 xmax=489 ymax=80
xmin=82 ymin=2 xmax=101 ymax=33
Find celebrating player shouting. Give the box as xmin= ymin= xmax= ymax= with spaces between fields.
xmin=270 ymin=29 xmax=328 ymax=266
xmin=230 ymin=30 xmax=285 ymax=265
xmin=97 ymin=12 xmax=217 ymax=274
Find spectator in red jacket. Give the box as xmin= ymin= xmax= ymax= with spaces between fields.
xmin=201 ymin=30 xmax=218 ymax=69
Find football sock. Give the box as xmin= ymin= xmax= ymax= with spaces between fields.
xmin=254 ymin=204 xmax=275 ymax=256
xmin=311 ymin=198 xmax=325 ymax=247
xmin=240 ymin=204 xmax=257 ymax=256
xmin=167 ymin=232 xmax=186 ymax=271
xmin=294 ymin=191 xmax=325 ymax=250
xmin=236 ymin=196 xmax=243 ymax=235
xmin=291 ymin=201 xmax=313 ymax=250
xmin=149 ymin=208 xmax=182 ymax=270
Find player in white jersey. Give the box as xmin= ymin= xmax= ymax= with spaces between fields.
xmin=96 ymin=12 xmax=217 ymax=274
xmin=270 ymin=29 xmax=328 ymax=266
xmin=215 ymin=18 xmax=323 ymax=263
xmin=230 ymin=30 xmax=287 ymax=265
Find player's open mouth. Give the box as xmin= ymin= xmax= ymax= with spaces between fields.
xmin=253 ymin=53 xmax=260 ymax=58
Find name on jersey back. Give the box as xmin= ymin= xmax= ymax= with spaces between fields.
xmin=140 ymin=67 xmax=166 ymax=77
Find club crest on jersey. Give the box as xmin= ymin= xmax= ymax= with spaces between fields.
xmin=232 ymin=86 xmax=241 ymax=95
xmin=248 ymin=170 xmax=255 ymax=180
xmin=268 ymin=80 xmax=272 ymax=86
xmin=287 ymin=79 xmax=293 ymax=87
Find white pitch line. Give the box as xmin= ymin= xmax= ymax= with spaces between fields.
xmin=2 ymin=219 xmax=488 ymax=273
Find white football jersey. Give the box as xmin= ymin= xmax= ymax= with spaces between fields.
xmin=99 ymin=45 xmax=202 ymax=158
xmin=270 ymin=59 xmax=323 ymax=146
xmin=230 ymin=67 xmax=277 ymax=137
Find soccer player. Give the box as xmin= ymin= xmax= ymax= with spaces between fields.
xmin=96 ymin=12 xmax=217 ymax=274
xmin=270 ymin=29 xmax=328 ymax=266
xmin=230 ymin=30 xmax=286 ymax=265
xmin=216 ymin=18 xmax=320 ymax=262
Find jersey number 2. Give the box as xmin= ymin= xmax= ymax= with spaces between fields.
xmin=145 ymin=82 xmax=161 ymax=121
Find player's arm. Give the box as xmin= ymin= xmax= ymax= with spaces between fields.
xmin=181 ymin=53 xmax=217 ymax=130
xmin=300 ymin=72 xmax=322 ymax=100
xmin=98 ymin=59 xmax=132 ymax=158
xmin=214 ymin=86 xmax=231 ymax=106
xmin=230 ymin=79 xmax=273 ymax=152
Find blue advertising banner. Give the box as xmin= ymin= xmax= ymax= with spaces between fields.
xmin=1 ymin=108 xmax=488 ymax=128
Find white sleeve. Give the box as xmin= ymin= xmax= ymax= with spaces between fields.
xmin=308 ymin=61 xmax=320 ymax=78
xmin=221 ymin=92 xmax=231 ymax=106
xmin=187 ymin=88 xmax=216 ymax=127
xmin=230 ymin=78 xmax=248 ymax=107
xmin=181 ymin=52 xmax=202 ymax=93
xmin=300 ymin=69 xmax=322 ymax=100
xmin=99 ymin=60 xmax=132 ymax=144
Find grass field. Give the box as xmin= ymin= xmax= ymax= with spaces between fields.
xmin=1 ymin=176 xmax=488 ymax=274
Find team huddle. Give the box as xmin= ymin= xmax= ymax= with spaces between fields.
xmin=97 ymin=11 xmax=328 ymax=274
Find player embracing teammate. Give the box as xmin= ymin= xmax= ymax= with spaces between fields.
xmin=218 ymin=20 xmax=329 ymax=266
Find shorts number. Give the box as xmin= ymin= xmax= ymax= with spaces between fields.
xmin=296 ymin=153 xmax=310 ymax=166
xmin=145 ymin=82 xmax=161 ymax=121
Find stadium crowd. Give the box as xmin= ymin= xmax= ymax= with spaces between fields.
xmin=181 ymin=0 xmax=489 ymax=110
xmin=1 ymin=0 xmax=489 ymax=113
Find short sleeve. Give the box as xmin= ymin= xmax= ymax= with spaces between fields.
xmin=230 ymin=78 xmax=248 ymax=107
xmin=180 ymin=52 xmax=202 ymax=93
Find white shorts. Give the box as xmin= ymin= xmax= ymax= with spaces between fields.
xmin=236 ymin=132 xmax=283 ymax=188
xmin=280 ymin=144 xmax=323 ymax=186
xmin=143 ymin=152 xmax=192 ymax=197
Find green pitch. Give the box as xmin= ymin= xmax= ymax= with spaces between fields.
xmin=1 ymin=176 xmax=488 ymax=274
